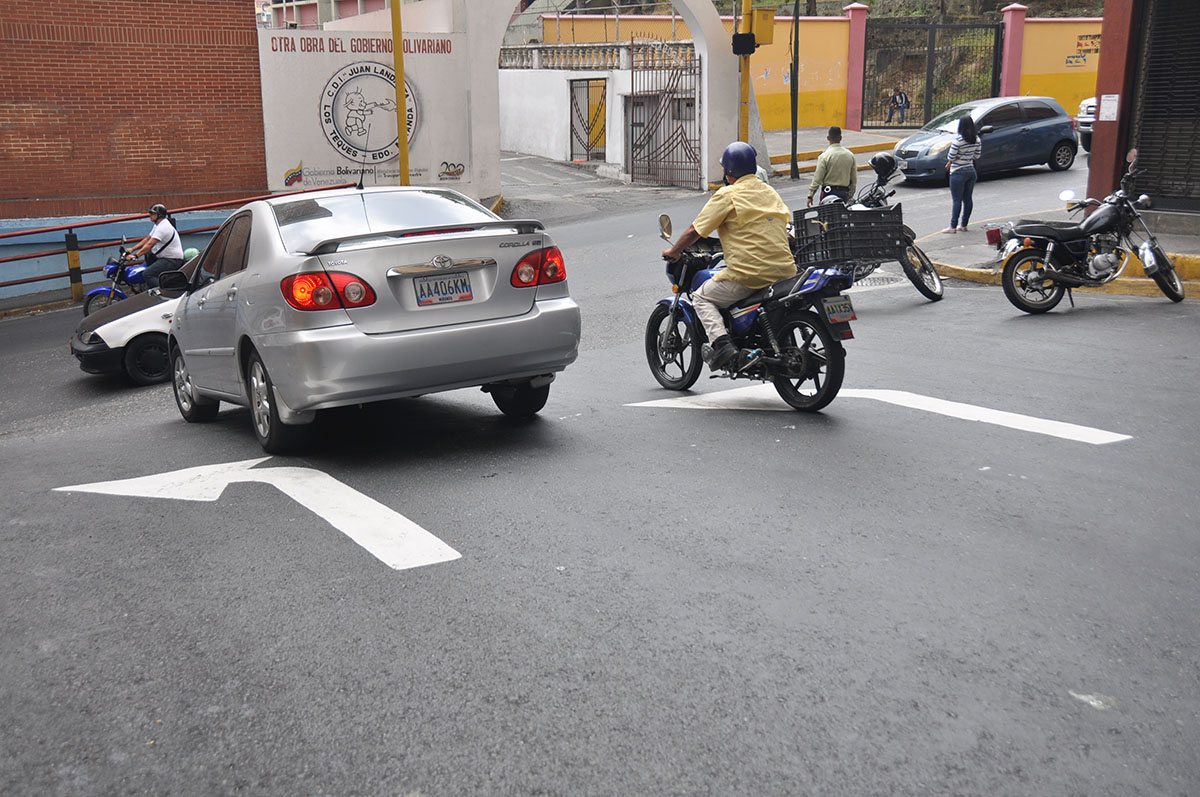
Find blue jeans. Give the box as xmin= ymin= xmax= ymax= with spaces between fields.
xmin=949 ymin=166 xmax=977 ymax=228
xmin=886 ymin=105 xmax=907 ymax=124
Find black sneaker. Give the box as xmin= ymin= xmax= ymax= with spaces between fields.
xmin=704 ymin=336 xmax=738 ymax=370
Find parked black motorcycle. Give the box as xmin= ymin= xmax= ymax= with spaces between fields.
xmin=646 ymin=215 xmax=856 ymax=412
xmin=993 ymin=148 xmax=1184 ymax=313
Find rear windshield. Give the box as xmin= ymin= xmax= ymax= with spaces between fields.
xmin=923 ymin=105 xmax=977 ymax=132
xmin=272 ymin=190 xmax=495 ymax=253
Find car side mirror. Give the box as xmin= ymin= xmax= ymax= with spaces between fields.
xmin=978 ymin=125 xmax=994 ymax=135
xmin=659 ymin=214 xmax=673 ymax=242
xmin=157 ymin=269 xmax=190 ymax=295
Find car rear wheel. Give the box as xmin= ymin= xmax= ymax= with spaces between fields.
xmin=171 ymin=345 xmax=219 ymax=422
xmin=124 ymin=333 xmax=170 ymax=386
xmin=490 ymin=381 xmax=550 ymax=419
xmin=247 ymin=351 xmax=308 ymax=455
xmin=1048 ymin=141 xmax=1076 ymax=171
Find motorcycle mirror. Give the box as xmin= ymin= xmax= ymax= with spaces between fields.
xmin=658 ymin=214 xmax=673 ymax=241
xmin=1058 ymin=189 xmax=1077 ymax=202
xmin=1126 ymin=148 xmax=1138 ymax=164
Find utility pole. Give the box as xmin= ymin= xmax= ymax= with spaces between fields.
xmin=390 ymin=0 xmax=410 ymax=185
xmin=738 ymin=0 xmax=752 ymax=142
xmin=791 ymin=0 xmax=800 ymax=179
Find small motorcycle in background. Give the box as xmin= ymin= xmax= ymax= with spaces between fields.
xmin=646 ymin=214 xmax=856 ymax=412
xmin=847 ymin=152 xmax=944 ymax=302
xmin=83 ymin=240 xmax=149 ymax=316
xmin=991 ymin=148 xmax=1185 ymax=313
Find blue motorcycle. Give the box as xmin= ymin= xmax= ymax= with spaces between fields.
xmin=646 ymin=214 xmax=857 ymax=411
xmin=83 ymin=243 xmax=149 ymax=316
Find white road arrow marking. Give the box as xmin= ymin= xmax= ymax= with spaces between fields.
xmin=55 ymin=458 xmax=461 ymax=570
xmin=627 ymin=385 xmax=1131 ymax=445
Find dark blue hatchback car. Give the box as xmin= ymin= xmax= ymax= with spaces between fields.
xmin=894 ymin=96 xmax=1077 ymax=183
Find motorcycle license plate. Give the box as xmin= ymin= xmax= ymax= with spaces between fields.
xmin=414 ymin=271 xmax=472 ymax=306
xmin=822 ymin=295 xmax=856 ymax=324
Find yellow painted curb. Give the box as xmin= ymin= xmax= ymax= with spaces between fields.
xmin=771 ymin=162 xmax=875 ymax=177
xmin=930 ymin=260 xmax=1198 ymax=298
xmin=770 ymin=140 xmax=896 ymax=165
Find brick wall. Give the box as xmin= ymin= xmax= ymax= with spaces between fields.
xmin=0 ymin=0 xmax=267 ymax=219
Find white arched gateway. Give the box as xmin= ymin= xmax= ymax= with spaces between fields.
xmin=263 ymin=0 xmax=746 ymax=199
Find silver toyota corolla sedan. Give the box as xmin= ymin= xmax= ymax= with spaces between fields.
xmin=160 ymin=186 xmax=581 ymax=453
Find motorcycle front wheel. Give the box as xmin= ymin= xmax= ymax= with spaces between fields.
xmin=82 ymin=289 xmax=119 ymax=316
xmin=645 ymin=304 xmax=703 ymax=390
xmin=1002 ymin=250 xmax=1065 ymax=314
xmin=1149 ymin=245 xmax=1185 ymax=302
xmin=772 ymin=309 xmax=845 ymax=412
xmin=900 ymin=244 xmax=944 ymax=301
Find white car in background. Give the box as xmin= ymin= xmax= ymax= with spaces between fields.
xmin=1076 ymin=96 xmax=1095 ymax=152
xmin=70 ymin=261 xmax=197 ymax=385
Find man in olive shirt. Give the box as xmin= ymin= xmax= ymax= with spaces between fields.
xmin=807 ymin=125 xmax=857 ymax=206
xmin=662 ymin=142 xmax=796 ymax=371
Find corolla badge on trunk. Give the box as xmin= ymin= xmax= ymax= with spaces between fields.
xmin=430 ymin=255 xmax=454 ymax=270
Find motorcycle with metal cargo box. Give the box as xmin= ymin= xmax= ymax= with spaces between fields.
xmin=989 ymin=148 xmax=1184 ymax=313
xmin=846 ymin=152 xmax=944 ymax=302
xmin=645 ymin=214 xmax=856 ymax=412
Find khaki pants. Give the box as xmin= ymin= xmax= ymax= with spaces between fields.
xmin=693 ymin=277 xmax=756 ymax=342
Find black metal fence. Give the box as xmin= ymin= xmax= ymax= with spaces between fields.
xmin=863 ymin=20 xmax=1003 ymax=129
xmin=629 ymin=39 xmax=702 ymax=190
xmin=570 ymin=79 xmax=607 ymax=163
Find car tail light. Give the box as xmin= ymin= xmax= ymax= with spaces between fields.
xmin=1071 ymin=119 xmax=1076 ymax=131
xmin=280 ymin=271 xmax=377 ymax=310
xmin=511 ymin=246 xmax=567 ymax=287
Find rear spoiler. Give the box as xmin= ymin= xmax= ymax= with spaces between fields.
xmin=307 ymin=219 xmax=545 ymax=255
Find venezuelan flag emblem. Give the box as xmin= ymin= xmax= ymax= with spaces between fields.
xmin=284 ymin=161 xmax=303 ymax=186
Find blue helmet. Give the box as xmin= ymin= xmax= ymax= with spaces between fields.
xmin=720 ymin=141 xmax=757 ymax=179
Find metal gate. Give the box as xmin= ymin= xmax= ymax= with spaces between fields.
xmin=1130 ymin=0 xmax=1200 ymax=211
xmin=628 ymin=38 xmax=702 ymax=189
xmin=570 ymin=79 xmax=606 ymax=163
xmin=862 ymin=20 xmax=1002 ymax=129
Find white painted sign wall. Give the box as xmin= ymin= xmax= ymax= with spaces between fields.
xmin=257 ymin=30 xmax=470 ymax=192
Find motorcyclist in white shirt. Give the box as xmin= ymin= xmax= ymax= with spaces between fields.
xmin=127 ymin=203 xmax=185 ymax=288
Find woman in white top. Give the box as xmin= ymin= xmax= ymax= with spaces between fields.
xmin=943 ymin=116 xmax=981 ymax=233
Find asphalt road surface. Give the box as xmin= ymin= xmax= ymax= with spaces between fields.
xmin=3 ymin=160 xmax=1199 ymax=796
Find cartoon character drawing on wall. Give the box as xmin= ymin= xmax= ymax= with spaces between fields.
xmin=343 ymin=89 xmax=397 ymax=137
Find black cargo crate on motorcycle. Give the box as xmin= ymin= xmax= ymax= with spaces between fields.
xmin=792 ymin=204 xmax=907 ymax=268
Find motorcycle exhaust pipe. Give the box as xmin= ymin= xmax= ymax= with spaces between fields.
xmin=1042 ymin=267 xmax=1088 ymax=286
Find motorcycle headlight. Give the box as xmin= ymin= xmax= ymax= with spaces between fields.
xmin=927 ymin=139 xmax=952 ymax=157
xmin=1136 ymin=194 xmax=1152 ymax=209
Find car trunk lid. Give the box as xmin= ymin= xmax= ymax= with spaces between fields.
xmin=317 ymin=228 xmax=545 ymax=334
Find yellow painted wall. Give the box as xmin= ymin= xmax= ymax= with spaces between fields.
xmin=541 ymin=15 xmax=849 ymax=131
xmin=1019 ymin=20 xmax=1101 ymax=115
